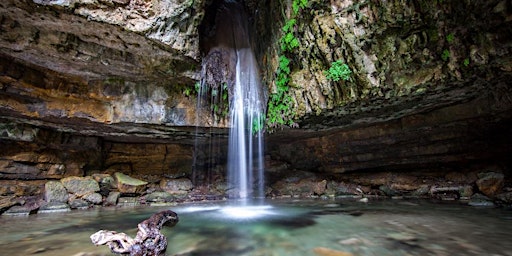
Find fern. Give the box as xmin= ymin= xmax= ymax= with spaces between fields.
xmin=325 ymin=60 xmax=352 ymax=81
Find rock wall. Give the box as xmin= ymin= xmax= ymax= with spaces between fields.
xmin=0 ymin=0 xmax=511 ymax=206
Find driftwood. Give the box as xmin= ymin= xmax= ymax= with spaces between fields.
xmin=90 ymin=210 xmax=179 ymax=256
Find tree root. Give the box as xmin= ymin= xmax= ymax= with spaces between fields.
xmin=90 ymin=210 xmax=179 ymax=256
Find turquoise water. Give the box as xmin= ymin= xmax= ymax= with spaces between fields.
xmin=0 ymin=199 xmax=511 ymax=255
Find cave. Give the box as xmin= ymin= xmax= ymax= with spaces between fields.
xmin=0 ymin=0 xmax=512 ymax=254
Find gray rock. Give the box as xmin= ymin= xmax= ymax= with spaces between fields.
xmin=61 ymin=176 xmax=100 ymax=197
xmin=145 ymin=192 xmax=175 ymax=203
xmin=83 ymin=193 xmax=103 ymax=204
xmin=44 ymin=181 xmax=68 ymax=203
xmin=160 ymin=178 xmax=193 ymax=194
xmin=118 ymin=197 xmax=139 ymax=206
xmin=39 ymin=202 xmax=71 ymax=213
xmin=468 ymin=193 xmax=495 ymax=207
xmin=69 ymin=198 xmax=90 ymax=209
xmin=104 ymin=191 xmax=121 ymax=206
xmin=2 ymin=205 xmax=33 ymax=216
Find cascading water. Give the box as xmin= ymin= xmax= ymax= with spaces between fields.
xmin=195 ymin=0 xmax=265 ymax=201
xmin=227 ymin=47 xmax=265 ymax=200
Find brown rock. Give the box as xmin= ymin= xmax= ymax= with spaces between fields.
xmin=114 ymin=172 xmax=148 ymax=194
xmin=476 ymin=172 xmax=504 ymax=197
xmin=313 ymin=247 xmax=354 ymax=256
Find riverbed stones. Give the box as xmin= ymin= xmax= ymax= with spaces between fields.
xmin=114 ymin=172 xmax=148 ymax=194
xmin=61 ymin=176 xmax=100 ymax=197
xmin=476 ymin=172 xmax=504 ymax=197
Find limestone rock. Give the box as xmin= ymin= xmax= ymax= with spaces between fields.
xmin=69 ymin=198 xmax=90 ymax=209
xmin=104 ymin=191 xmax=121 ymax=206
xmin=144 ymin=192 xmax=175 ymax=203
xmin=83 ymin=193 xmax=103 ymax=205
xmin=44 ymin=181 xmax=68 ymax=203
xmin=61 ymin=176 xmax=100 ymax=197
xmin=160 ymin=178 xmax=193 ymax=194
xmin=476 ymin=172 xmax=505 ymax=197
xmin=114 ymin=172 xmax=148 ymax=194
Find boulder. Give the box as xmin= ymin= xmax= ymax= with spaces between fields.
xmin=160 ymin=178 xmax=193 ymax=194
xmin=144 ymin=192 xmax=175 ymax=203
xmin=104 ymin=191 xmax=121 ymax=206
xmin=61 ymin=176 xmax=100 ymax=197
xmin=476 ymin=172 xmax=504 ymax=197
xmin=468 ymin=193 xmax=495 ymax=207
xmin=69 ymin=198 xmax=90 ymax=209
xmin=44 ymin=181 xmax=68 ymax=203
xmin=114 ymin=172 xmax=148 ymax=194
xmin=83 ymin=193 xmax=103 ymax=205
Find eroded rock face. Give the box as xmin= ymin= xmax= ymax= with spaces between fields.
xmin=0 ymin=0 xmax=511 ymax=204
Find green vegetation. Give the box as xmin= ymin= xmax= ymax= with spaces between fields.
xmin=441 ymin=49 xmax=450 ymax=61
xmin=266 ymin=1 xmax=309 ymax=129
xmin=280 ymin=19 xmax=299 ymax=52
xmin=292 ymin=0 xmax=308 ymax=15
xmin=267 ymin=55 xmax=294 ymax=127
xmin=251 ymin=114 xmax=265 ymax=134
xmin=463 ymin=58 xmax=470 ymax=67
xmin=325 ymin=60 xmax=352 ymax=82
xmin=446 ymin=33 xmax=455 ymax=43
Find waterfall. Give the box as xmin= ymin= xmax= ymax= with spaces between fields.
xmin=227 ymin=48 xmax=265 ymax=199
xmin=195 ymin=0 xmax=265 ymax=201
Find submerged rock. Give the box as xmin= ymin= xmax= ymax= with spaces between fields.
xmin=313 ymin=247 xmax=354 ymax=256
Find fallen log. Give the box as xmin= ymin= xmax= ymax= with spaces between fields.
xmin=90 ymin=210 xmax=179 ymax=256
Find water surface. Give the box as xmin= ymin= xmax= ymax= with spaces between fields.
xmin=1 ymin=199 xmax=511 ymax=255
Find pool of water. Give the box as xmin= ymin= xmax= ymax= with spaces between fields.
xmin=1 ymin=199 xmax=511 ymax=255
